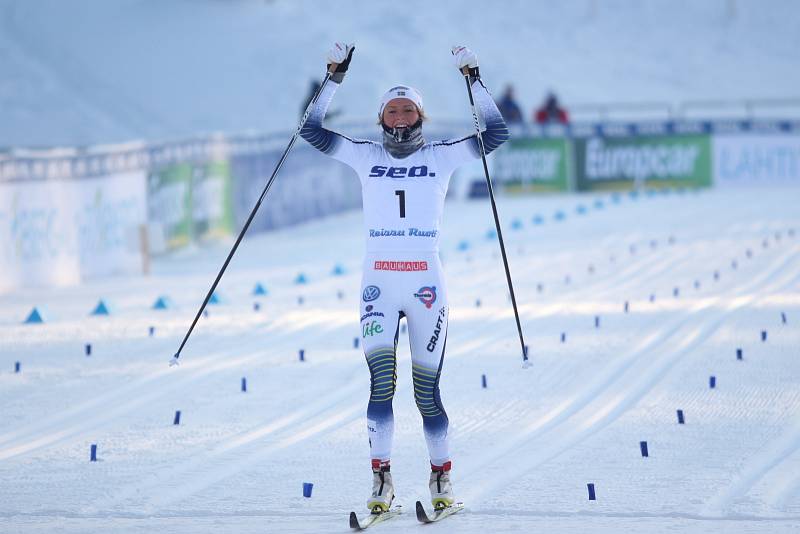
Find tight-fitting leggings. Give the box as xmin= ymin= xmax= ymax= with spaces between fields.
xmin=360 ymin=252 xmax=450 ymax=466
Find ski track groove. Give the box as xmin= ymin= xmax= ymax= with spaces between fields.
xmin=1 ymin=186 xmax=797 ymax=527
xmin=457 ymin=242 xmax=800 ymax=505
xmin=0 ymin=307 xmax=361 ymax=460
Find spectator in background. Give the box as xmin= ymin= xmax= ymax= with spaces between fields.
xmin=534 ymin=92 xmax=569 ymax=124
xmin=496 ymin=85 xmax=524 ymax=125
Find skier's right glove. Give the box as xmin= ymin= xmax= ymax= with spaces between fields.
xmin=327 ymin=42 xmax=355 ymax=83
xmin=452 ymin=45 xmax=480 ymax=80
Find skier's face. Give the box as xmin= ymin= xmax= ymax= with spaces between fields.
xmin=382 ymin=98 xmax=420 ymax=129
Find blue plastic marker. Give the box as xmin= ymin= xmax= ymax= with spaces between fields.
xmin=640 ymin=441 xmax=649 ymax=457
xmin=481 ymin=374 xmax=487 ymax=389
xmin=14 ymin=362 xmax=20 ymax=373
xmin=303 ymin=482 xmax=314 ymax=498
xmin=174 ymin=411 xmax=181 ymax=425
xmin=624 ymin=301 xmax=629 ymax=313
xmin=90 ymin=444 xmax=97 ymax=462
xmin=241 ymin=378 xmax=247 ymax=392
xmin=677 ymin=410 xmax=685 ymax=424
xmin=587 ymin=483 xmax=596 ymax=500
xmin=782 ymin=312 xmax=787 ymax=324
xmin=149 ymin=326 xmax=155 ymax=337
xmin=736 ymin=348 xmax=743 ymax=360
xmin=353 ymin=337 xmax=359 ymax=349
xmin=709 ymin=376 xmax=716 ymax=389
xmin=561 ymin=332 xmax=566 ymax=343
xmin=594 ymin=316 xmax=600 ymax=328
xmin=761 ymin=330 xmax=767 ymax=342
xmin=299 ymin=349 xmax=305 ymax=362
xmin=85 ymin=344 xmax=92 ymax=356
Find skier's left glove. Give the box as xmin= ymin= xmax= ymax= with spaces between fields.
xmin=451 ymin=45 xmax=479 ymax=80
xmin=326 ymin=42 xmax=355 ymax=83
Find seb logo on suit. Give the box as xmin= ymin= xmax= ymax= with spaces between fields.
xmin=369 ymin=165 xmax=436 ymax=178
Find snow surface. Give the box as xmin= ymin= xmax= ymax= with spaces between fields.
xmin=1 ymin=186 xmax=799 ymax=532
xmin=1 ymin=0 xmax=799 ymax=147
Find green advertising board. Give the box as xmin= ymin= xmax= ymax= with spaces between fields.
xmin=147 ymin=163 xmax=192 ymax=249
xmin=574 ymin=134 xmax=712 ymax=191
xmin=192 ymin=160 xmax=234 ymax=241
xmin=491 ymin=137 xmax=571 ymax=192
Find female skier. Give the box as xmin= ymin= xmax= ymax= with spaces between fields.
xmin=300 ymin=42 xmax=508 ymax=512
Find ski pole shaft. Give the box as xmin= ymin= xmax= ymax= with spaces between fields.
xmin=460 ymin=69 xmax=529 ymax=365
xmin=171 ymin=67 xmax=337 ymax=364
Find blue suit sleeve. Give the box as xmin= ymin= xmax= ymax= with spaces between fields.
xmin=471 ymin=79 xmax=510 ymax=156
xmin=299 ymin=81 xmax=377 ymax=169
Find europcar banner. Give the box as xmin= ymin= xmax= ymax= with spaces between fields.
xmin=713 ymin=134 xmax=800 ymax=186
xmin=147 ymin=163 xmax=193 ymax=250
xmin=191 ymin=160 xmax=234 ymax=240
xmin=574 ymin=134 xmax=712 ymax=191
xmin=491 ymin=137 xmax=571 ymax=192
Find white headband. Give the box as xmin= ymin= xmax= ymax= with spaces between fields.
xmin=378 ymin=85 xmax=424 ymax=117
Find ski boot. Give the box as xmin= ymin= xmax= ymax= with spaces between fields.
xmin=366 ymin=459 xmax=395 ymax=513
xmin=429 ymin=461 xmax=455 ymax=510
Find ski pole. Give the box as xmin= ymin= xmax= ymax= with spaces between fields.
xmin=459 ymin=67 xmax=529 ymax=366
xmin=169 ymin=65 xmax=338 ymax=366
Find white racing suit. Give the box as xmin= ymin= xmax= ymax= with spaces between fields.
xmin=300 ymin=78 xmax=508 ymax=466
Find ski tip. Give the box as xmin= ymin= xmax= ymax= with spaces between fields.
xmin=415 ymin=500 xmax=428 ymax=522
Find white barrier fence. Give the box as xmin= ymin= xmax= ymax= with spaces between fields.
xmin=1 ymin=124 xmax=797 ymax=293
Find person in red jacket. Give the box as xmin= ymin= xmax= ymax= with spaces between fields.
xmin=533 ymin=92 xmax=569 ymax=124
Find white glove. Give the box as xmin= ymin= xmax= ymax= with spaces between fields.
xmin=327 ymin=42 xmax=354 ymax=65
xmin=451 ymin=45 xmax=478 ymax=70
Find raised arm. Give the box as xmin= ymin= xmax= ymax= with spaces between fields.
xmin=452 ymin=46 xmax=510 ymax=156
xmin=433 ymin=47 xmax=509 ymax=170
xmin=299 ymin=43 xmax=376 ymax=165
xmin=299 ymin=43 xmax=354 ymax=155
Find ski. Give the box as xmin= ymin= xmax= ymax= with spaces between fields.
xmin=349 ymin=505 xmax=403 ymax=530
xmin=415 ymin=500 xmax=464 ymax=523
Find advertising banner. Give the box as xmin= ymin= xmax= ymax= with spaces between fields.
xmin=147 ymin=163 xmax=192 ymax=250
xmin=74 ymin=171 xmax=147 ymax=279
xmin=713 ymin=134 xmax=800 ymax=186
xmin=0 ymin=180 xmax=81 ymax=292
xmin=490 ymin=137 xmax=571 ymax=192
xmin=191 ymin=160 xmax=234 ymax=240
xmin=574 ymin=134 xmax=712 ymax=191
xmin=231 ymin=145 xmax=360 ymax=234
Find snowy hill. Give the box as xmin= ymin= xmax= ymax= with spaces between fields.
xmin=1 ymin=0 xmax=799 ymax=147
xmin=1 ymin=187 xmax=799 ymax=532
